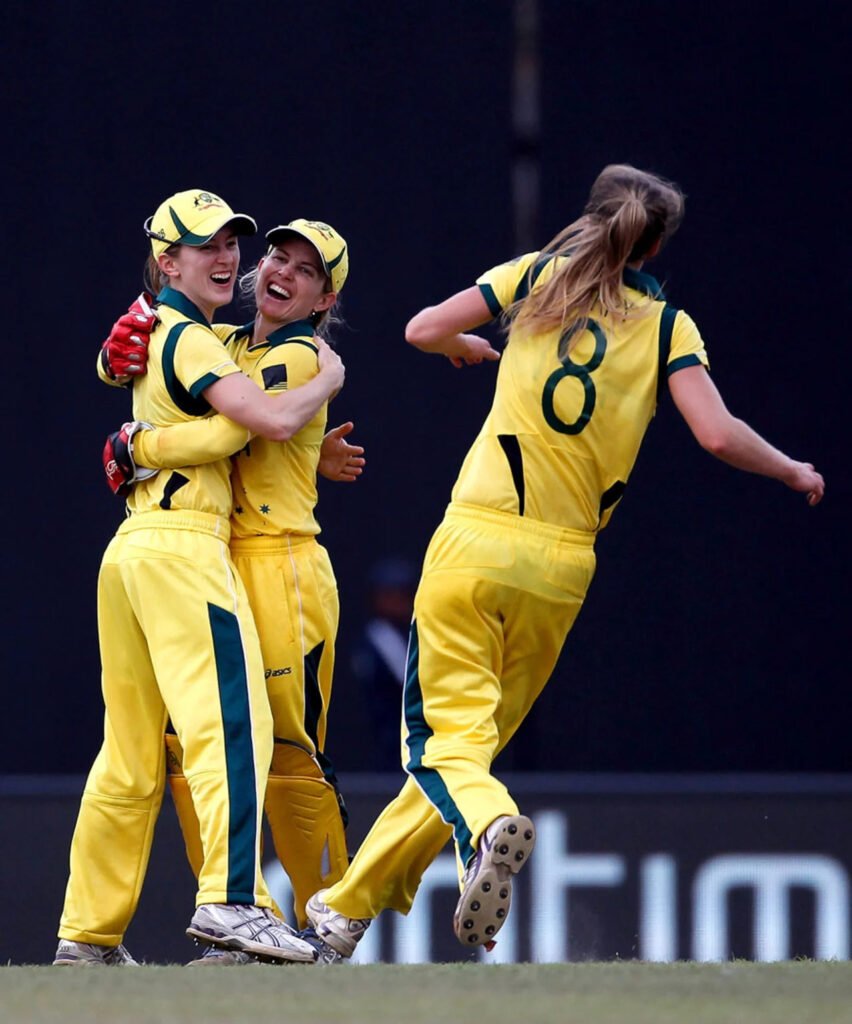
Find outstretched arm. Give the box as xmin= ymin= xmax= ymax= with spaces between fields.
xmin=405 ymin=287 xmax=501 ymax=368
xmin=668 ymin=365 xmax=824 ymax=505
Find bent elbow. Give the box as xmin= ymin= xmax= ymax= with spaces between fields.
xmin=700 ymin=430 xmax=732 ymax=458
xmin=405 ymin=311 xmax=438 ymax=349
xmin=690 ymin=410 xmax=738 ymax=459
xmin=268 ymin=422 xmax=296 ymax=443
xmin=404 ymin=323 xmax=427 ymax=348
xmin=253 ymin=413 xmax=295 ymax=443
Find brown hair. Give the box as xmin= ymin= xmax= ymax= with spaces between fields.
xmin=142 ymin=246 xmax=180 ymax=295
xmin=507 ymin=164 xmax=685 ymax=347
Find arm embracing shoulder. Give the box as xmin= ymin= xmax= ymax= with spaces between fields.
xmin=202 ymin=339 xmax=344 ymax=442
xmin=133 ymin=415 xmax=250 ymax=469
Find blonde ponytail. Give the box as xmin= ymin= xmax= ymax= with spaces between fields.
xmin=507 ymin=165 xmax=684 ymax=347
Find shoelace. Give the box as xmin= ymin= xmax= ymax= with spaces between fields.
xmin=230 ymin=907 xmax=294 ymax=943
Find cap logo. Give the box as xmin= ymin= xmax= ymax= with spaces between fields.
xmin=193 ymin=191 xmax=225 ymax=212
xmin=302 ymin=220 xmax=335 ymax=240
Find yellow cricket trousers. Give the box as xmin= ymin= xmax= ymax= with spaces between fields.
xmin=229 ymin=535 xmax=349 ymax=923
xmin=231 ymin=534 xmax=339 ymax=761
xmin=325 ymin=502 xmax=596 ymax=919
xmin=59 ymin=511 xmax=274 ymax=945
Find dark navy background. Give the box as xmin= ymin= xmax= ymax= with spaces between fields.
xmin=2 ymin=2 xmax=847 ymax=774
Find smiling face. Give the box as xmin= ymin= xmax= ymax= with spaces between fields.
xmin=255 ymin=236 xmax=335 ymax=325
xmin=157 ymin=226 xmax=240 ymax=320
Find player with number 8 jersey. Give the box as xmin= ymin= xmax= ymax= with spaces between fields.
xmin=301 ymin=164 xmax=823 ymax=961
xmin=457 ymin=253 xmax=706 ymax=531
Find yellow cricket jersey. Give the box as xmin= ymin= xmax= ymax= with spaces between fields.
xmin=124 ymin=286 xmax=242 ymax=518
xmin=213 ymin=319 xmax=326 ymax=538
xmin=455 ymin=253 xmax=709 ymax=533
xmin=130 ymin=318 xmax=328 ymax=537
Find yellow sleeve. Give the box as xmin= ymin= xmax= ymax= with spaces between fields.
xmin=667 ymin=310 xmax=710 ymax=375
xmin=133 ymin=417 xmax=251 ymax=469
xmin=172 ymin=322 xmax=242 ymax=396
xmin=476 ymin=252 xmax=540 ymax=317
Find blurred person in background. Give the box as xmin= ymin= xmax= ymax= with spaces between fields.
xmin=351 ymin=558 xmax=417 ymax=771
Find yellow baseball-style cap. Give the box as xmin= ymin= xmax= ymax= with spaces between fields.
xmin=144 ymin=189 xmax=257 ymax=259
xmin=265 ymin=219 xmax=349 ymax=294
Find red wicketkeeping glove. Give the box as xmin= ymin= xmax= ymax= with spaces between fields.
xmin=103 ymin=421 xmax=157 ymax=496
xmin=100 ymin=293 xmax=157 ymax=381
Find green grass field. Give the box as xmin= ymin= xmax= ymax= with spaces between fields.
xmin=3 ymin=962 xmax=852 ymax=1024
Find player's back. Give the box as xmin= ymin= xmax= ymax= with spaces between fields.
xmin=452 ymin=253 xmax=707 ymax=533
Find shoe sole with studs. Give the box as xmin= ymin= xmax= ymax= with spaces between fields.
xmin=453 ymin=815 xmax=535 ymax=948
xmin=185 ymin=929 xmax=315 ymax=965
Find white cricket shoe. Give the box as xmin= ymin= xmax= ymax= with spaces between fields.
xmin=186 ymin=904 xmax=318 ymax=964
xmin=305 ymin=890 xmax=371 ymax=958
xmin=453 ymin=814 xmax=535 ymax=949
xmin=53 ymin=940 xmax=138 ymax=966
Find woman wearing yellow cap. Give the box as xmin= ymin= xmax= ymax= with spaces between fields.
xmin=98 ymin=216 xmax=357 ymax=962
xmin=55 ymin=191 xmax=344 ymax=967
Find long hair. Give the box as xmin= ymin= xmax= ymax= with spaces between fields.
xmin=507 ymin=164 xmax=685 ymax=346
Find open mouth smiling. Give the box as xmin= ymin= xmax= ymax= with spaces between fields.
xmin=268 ymin=282 xmax=291 ymax=300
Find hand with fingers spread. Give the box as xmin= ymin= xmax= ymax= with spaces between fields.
xmin=318 ymin=422 xmax=365 ymax=482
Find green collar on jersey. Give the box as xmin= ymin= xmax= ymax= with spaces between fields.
xmin=266 ymin=319 xmax=315 ymax=347
xmin=228 ymin=321 xmax=255 ymax=344
xmin=239 ymin=318 xmax=316 ymax=350
xmin=156 ymin=286 xmax=212 ymax=327
xmin=622 ymin=266 xmax=665 ymax=299
xmin=512 ymin=256 xmax=665 ymax=306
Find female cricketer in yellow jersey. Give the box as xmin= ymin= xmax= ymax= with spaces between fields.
xmin=300 ymin=164 xmax=825 ymax=960
xmin=54 ymin=191 xmax=343 ymax=967
xmin=101 ymin=220 xmax=357 ymax=948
